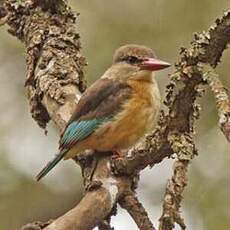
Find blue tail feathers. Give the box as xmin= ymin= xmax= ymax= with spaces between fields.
xmin=36 ymin=150 xmax=67 ymax=181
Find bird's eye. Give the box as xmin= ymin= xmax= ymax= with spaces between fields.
xmin=125 ymin=56 xmax=140 ymax=64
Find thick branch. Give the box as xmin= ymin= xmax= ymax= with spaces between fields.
xmin=46 ymin=189 xmax=114 ymax=230
xmin=44 ymin=156 xmax=132 ymax=230
xmin=3 ymin=0 xmax=86 ymax=131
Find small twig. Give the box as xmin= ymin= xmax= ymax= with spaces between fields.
xmin=159 ymin=160 xmax=188 ymax=230
xmin=159 ymin=133 xmax=196 ymax=230
xmin=202 ymin=63 xmax=230 ymax=141
xmin=119 ymin=191 xmax=156 ymax=230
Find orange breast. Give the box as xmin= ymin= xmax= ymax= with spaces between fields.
xmin=92 ymin=79 xmax=161 ymax=151
xmin=64 ymin=78 xmax=161 ymax=159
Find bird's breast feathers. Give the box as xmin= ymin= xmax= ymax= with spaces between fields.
xmin=62 ymin=77 xmax=161 ymax=159
xmin=90 ymin=78 xmax=161 ymax=151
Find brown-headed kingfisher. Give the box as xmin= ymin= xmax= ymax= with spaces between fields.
xmin=36 ymin=44 xmax=170 ymax=181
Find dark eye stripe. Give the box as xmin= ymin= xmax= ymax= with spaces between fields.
xmin=120 ymin=55 xmax=142 ymax=65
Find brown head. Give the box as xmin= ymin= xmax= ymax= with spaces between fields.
xmin=107 ymin=44 xmax=170 ymax=81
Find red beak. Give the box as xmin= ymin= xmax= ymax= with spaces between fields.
xmin=140 ymin=58 xmax=171 ymax=71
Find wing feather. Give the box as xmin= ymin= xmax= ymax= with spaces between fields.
xmin=60 ymin=118 xmax=110 ymax=148
xmin=59 ymin=78 xmax=132 ymax=150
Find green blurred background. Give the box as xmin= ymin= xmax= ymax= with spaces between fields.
xmin=0 ymin=1 xmax=229 ymax=229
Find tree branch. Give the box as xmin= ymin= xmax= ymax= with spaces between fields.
xmin=158 ymin=133 xmax=196 ymax=230
xmin=45 ymin=156 xmax=133 ymax=230
xmin=119 ymin=192 xmax=156 ymax=230
xmin=202 ymin=64 xmax=230 ymax=141
xmin=3 ymin=0 xmax=86 ymax=132
xmin=159 ymin=160 xmax=188 ymax=230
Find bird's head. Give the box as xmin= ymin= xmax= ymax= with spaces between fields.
xmin=107 ymin=44 xmax=171 ymax=81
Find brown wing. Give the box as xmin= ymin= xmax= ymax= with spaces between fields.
xmin=59 ymin=78 xmax=132 ymax=147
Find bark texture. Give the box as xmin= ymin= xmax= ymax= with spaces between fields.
xmin=0 ymin=1 xmax=229 ymax=229
xmin=3 ymin=0 xmax=86 ymax=132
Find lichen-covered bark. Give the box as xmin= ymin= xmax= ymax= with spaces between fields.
xmin=159 ymin=160 xmax=188 ymax=230
xmin=201 ymin=64 xmax=230 ymax=141
xmin=157 ymin=134 xmax=195 ymax=229
xmin=119 ymin=192 xmax=156 ymax=230
xmin=3 ymin=0 xmax=86 ymax=131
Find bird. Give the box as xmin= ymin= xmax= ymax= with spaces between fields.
xmin=36 ymin=44 xmax=170 ymax=181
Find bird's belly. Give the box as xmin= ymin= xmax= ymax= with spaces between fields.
xmin=93 ymin=95 xmax=160 ymax=151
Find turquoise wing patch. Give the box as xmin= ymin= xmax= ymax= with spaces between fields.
xmin=60 ymin=117 xmax=111 ymax=148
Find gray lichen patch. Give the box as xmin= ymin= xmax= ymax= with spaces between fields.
xmin=168 ymin=133 xmax=197 ymax=161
